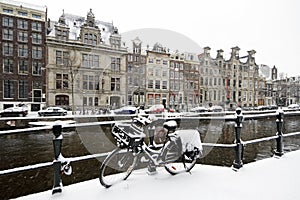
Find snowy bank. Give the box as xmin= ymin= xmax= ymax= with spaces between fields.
xmin=18 ymin=150 xmax=300 ymax=200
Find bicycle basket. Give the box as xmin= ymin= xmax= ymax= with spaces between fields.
xmin=112 ymin=123 xmax=146 ymax=149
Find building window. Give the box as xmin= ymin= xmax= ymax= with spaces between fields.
xmin=3 ymin=29 xmax=13 ymax=40
xmin=88 ymin=76 xmax=94 ymax=90
xmin=18 ymin=31 xmax=28 ymax=42
xmin=32 ymin=46 xmax=42 ymax=59
xmin=19 ymin=80 xmax=28 ymax=99
xmin=82 ymin=54 xmax=99 ymax=68
xmin=56 ymin=29 xmax=68 ymax=41
xmin=3 ymin=17 xmax=13 ymax=27
xmin=3 ymin=8 xmax=13 ymax=14
xmin=162 ymin=70 xmax=167 ymax=77
xmin=18 ymin=11 xmax=28 ymax=16
xmin=111 ymin=78 xmax=120 ymax=91
xmin=94 ymin=97 xmax=98 ymax=106
xmin=3 ymin=42 xmax=13 ymax=56
xmin=88 ymin=97 xmax=93 ymax=106
xmin=155 ymin=80 xmax=160 ymax=89
xmin=18 ymin=44 xmax=28 ymax=57
xmin=56 ymin=74 xmax=68 ymax=89
xmin=19 ymin=60 xmax=28 ymax=74
xmin=3 ymin=59 xmax=14 ymax=73
xmin=84 ymin=33 xmax=97 ymax=45
xmin=162 ymin=81 xmax=167 ymax=90
xmin=32 ymin=22 xmax=42 ymax=31
xmin=55 ymin=95 xmax=69 ymax=105
xmin=111 ymin=57 xmax=120 ymax=73
xmin=56 ymin=51 xmax=69 ymax=65
xmin=83 ymin=75 xmax=88 ymax=90
xmin=155 ymin=68 xmax=160 ymax=76
xmin=155 ymin=94 xmax=160 ymax=104
xmin=32 ymin=14 xmax=42 ymax=19
xmin=17 ymin=19 xmax=28 ymax=29
xmin=4 ymin=80 xmax=15 ymax=98
xmin=31 ymin=22 xmax=42 ymax=32
xmin=148 ymin=94 xmax=154 ymax=105
xmin=82 ymin=75 xmax=98 ymax=90
xmin=32 ymin=61 xmax=42 ymax=75
xmin=148 ymin=80 xmax=153 ymax=89
xmin=32 ymin=33 xmax=42 ymax=44
xmin=128 ymin=55 xmax=133 ymax=62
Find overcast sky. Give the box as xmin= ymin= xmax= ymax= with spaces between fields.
xmin=23 ymin=0 xmax=300 ymax=77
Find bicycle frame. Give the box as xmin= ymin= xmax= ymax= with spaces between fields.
xmin=137 ymin=130 xmax=178 ymax=167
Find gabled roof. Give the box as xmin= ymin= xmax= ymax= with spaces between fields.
xmin=48 ymin=12 xmax=116 ymax=45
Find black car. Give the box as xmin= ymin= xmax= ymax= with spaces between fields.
xmin=38 ymin=107 xmax=68 ymax=116
xmin=112 ymin=106 xmax=137 ymax=115
xmin=0 ymin=106 xmax=28 ymax=117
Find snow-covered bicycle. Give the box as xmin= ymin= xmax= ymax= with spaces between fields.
xmin=99 ymin=114 xmax=202 ymax=188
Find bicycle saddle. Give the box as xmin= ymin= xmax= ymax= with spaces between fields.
xmin=163 ymin=120 xmax=177 ymax=132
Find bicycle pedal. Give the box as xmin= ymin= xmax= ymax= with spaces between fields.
xmin=140 ymin=156 xmax=149 ymax=162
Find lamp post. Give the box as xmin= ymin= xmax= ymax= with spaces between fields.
xmin=82 ymin=91 xmax=85 ymax=115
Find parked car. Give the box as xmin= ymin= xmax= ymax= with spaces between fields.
xmin=255 ymin=106 xmax=269 ymax=111
xmin=0 ymin=106 xmax=28 ymax=117
xmin=190 ymin=106 xmax=208 ymax=113
xmin=38 ymin=107 xmax=68 ymax=116
xmin=144 ymin=104 xmax=165 ymax=114
xmin=268 ymin=105 xmax=278 ymax=110
xmin=288 ymin=104 xmax=300 ymax=110
xmin=112 ymin=106 xmax=137 ymax=115
xmin=208 ymin=105 xmax=223 ymax=112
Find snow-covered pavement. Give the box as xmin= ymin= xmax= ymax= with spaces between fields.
xmin=18 ymin=150 xmax=300 ymax=200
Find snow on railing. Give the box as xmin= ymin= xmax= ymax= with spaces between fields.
xmin=1 ymin=109 xmax=300 ymax=195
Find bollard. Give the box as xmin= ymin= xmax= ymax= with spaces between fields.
xmin=52 ymin=125 xmax=63 ymax=194
xmin=275 ymin=109 xmax=284 ymax=157
xmin=233 ymin=107 xmax=244 ymax=171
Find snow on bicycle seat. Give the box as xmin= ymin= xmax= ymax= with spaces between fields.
xmin=114 ymin=123 xmax=146 ymax=139
xmin=163 ymin=120 xmax=177 ymax=132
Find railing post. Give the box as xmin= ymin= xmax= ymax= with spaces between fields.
xmin=275 ymin=109 xmax=284 ymax=157
xmin=52 ymin=125 xmax=63 ymax=194
xmin=233 ymin=107 xmax=244 ymax=171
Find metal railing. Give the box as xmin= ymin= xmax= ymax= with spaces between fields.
xmin=0 ymin=110 xmax=300 ymax=195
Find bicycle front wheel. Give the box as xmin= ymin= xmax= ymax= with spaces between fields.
xmin=163 ymin=141 xmax=198 ymax=175
xmin=99 ymin=148 xmax=138 ymax=188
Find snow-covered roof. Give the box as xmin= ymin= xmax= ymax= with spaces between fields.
xmin=0 ymin=0 xmax=46 ymax=12
xmin=182 ymin=52 xmax=201 ymax=62
xmin=48 ymin=12 xmax=116 ymax=45
xmin=239 ymin=57 xmax=248 ymax=64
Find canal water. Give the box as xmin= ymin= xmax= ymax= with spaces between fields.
xmin=1 ymin=115 xmax=300 ymax=199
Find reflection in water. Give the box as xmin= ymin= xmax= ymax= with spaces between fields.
xmin=1 ymin=115 xmax=300 ymax=199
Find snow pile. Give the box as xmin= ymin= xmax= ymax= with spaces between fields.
xmin=19 ymin=150 xmax=300 ymax=200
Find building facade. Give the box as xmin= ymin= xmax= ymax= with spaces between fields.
xmin=46 ymin=10 xmax=127 ymax=113
xmin=145 ymin=43 xmax=170 ymax=108
xmin=199 ymin=46 xmax=266 ymax=110
xmin=126 ymin=37 xmax=147 ymax=107
xmin=0 ymin=0 xmax=47 ymax=111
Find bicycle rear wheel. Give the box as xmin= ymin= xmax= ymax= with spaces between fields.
xmin=99 ymin=148 xmax=138 ymax=188
xmin=163 ymin=141 xmax=198 ymax=175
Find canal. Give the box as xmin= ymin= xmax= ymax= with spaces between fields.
xmin=1 ymin=115 xmax=300 ymax=199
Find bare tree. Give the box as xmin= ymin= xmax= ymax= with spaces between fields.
xmin=65 ymin=49 xmax=80 ymax=115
